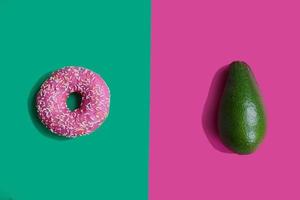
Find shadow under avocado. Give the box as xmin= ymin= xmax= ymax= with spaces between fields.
xmin=27 ymin=71 xmax=70 ymax=141
xmin=202 ymin=65 xmax=233 ymax=153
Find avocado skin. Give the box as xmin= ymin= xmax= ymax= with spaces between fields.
xmin=218 ymin=61 xmax=266 ymax=154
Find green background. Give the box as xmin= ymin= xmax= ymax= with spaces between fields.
xmin=0 ymin=0 xmax=150 ymax=199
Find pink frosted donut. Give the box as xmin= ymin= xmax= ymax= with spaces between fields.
xmin=36 ymin=66 xmax=110 ymax=138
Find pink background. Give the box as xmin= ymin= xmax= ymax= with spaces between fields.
xmin=149 ymin=0 xmax=300 ymax=199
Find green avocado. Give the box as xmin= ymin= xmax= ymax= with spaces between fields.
xmin=218 ymin=61 xmax=266 ymax=154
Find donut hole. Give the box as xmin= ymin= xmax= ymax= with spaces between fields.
xmin=67 ymin=92 xmax=82 ymax=111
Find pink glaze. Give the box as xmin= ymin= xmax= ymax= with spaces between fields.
xmin=36 ymin=66 xmax=110 ymax=137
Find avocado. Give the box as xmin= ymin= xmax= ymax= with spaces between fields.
xmin=218 ymin=61 xmax=266 ymax=154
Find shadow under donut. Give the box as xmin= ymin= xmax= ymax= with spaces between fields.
xmin=27 ymin=71 xmax=70 ymax=141
xmin=0 ymin=190 xmax=13 ymax=200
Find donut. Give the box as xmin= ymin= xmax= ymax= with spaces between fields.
xmin=36 ymin=66 xmax=110 ymax=138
